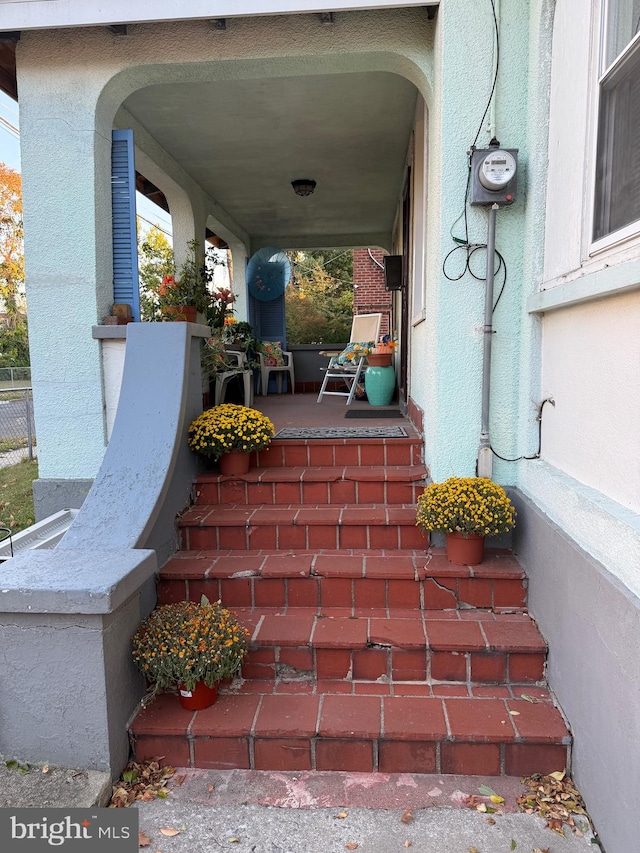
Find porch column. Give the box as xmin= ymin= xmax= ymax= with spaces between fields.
xmin=17 ymin=51 xmax=116 ymax=517
xmin=170 ymin=192 xmax=208 ymax=272
xmin=228 ymin=241 xmax=249 ymax=322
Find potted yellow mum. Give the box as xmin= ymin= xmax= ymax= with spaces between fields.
xmin=188 ymin=403 xmax=275 ymax=474
xmin=131 ymin=596 xmax=250 ymax=710
xmin=416 ymin=476 xmax=516 ymax=565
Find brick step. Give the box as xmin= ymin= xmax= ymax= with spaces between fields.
xmin=158 ymin=550 xmax=527 ymax=611
xmin=193 ymin=465 xmax=429 ymax=507
xmin=179 ymin=504 xmax=429 ymax=551
xmin=130 ymin=690 xmax=571 ymax=777
xmin=253 ymin=437 xmax=423 ymax=469
xmin=239 ymin=610 xmax=546 ymax=685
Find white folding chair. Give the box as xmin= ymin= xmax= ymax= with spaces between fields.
xmin=316 ymin=313 xmax=382 ymax=406
xmin=213 ymin=350 xmax=253 ymax=407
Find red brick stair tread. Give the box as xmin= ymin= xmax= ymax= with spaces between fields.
xmin=131 ymin=691 xmax=570 ymax=744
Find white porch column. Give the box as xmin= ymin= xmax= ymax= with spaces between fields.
xmin=228 ymin=241 xmax=249 ymax=322
xmin=17 ymin=44 xmax=116 ymax=514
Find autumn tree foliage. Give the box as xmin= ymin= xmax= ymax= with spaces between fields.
xmin=0 ymin=163 xmax=28 ymax=366
xmin=285 ymin=249 xmax=354 ymax=344
xmin=137 ymin=222 xmax=175 ymax=321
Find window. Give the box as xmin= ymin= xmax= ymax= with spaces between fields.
xmin=593 ymin=1 xmax=640 ymax=242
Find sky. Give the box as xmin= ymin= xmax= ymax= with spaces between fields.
xmin=0 ymin=90 xmax=173 ymax=240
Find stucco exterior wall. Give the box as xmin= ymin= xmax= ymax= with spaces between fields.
xmin=415 ymin=0 xmax=551 ymax=485
xmin=513 ymin=491 xmax=640 ymax=853
xmin=100 ymin=336 xmax=127 ymax=441
xmin=522 ymin=1 xmax=640 ymax=596
xmin=541 ymin=292 xmax=640 ymax=513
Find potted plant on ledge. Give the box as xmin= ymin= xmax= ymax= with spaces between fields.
xmin=131 ymin=596 xmax=250 ymax=710
xmin=187 ymin=403 xmax=275 ymax=474
xmin=415 ymin=476 xmax=516 ymax=565
xmin=158 ymin=239 xmax=219 ymax=322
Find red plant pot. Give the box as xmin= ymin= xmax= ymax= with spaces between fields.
xmin=165 ymin=305 xmax=197 ymax=322
xmin=178 ymin=681 xmax=218 ymax=711
xmin=445 ymin=532 xmax=485 ymax=565
xmin=218 ymin=450 xmax=251 ymax=475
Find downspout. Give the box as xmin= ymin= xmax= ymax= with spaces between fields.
xmin=477 ymin=203 xmax=499 ymax=479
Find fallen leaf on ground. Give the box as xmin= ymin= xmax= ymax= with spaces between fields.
xmin=519 ymin=694 xmax=539 ymax=703
xmin=468 ymin=846 xmax=480 ymax=853
xmin=508 ymin=710 xmax=520 ymax=716
xmin=485 ymin=818 xmax=496 ymax=826
xmin=138 ymin=830 xmax=151 ymax=847
xmin=400 ymin=810 xmax=414 ymax=824
xmin=475 ymin=803 xmax=487 ymax=813
xmin=516 ymin=772 xmax=589 ymax=836
xmin=547 ymin=819 xmax=565 ymax=835
xmin=227 ymin=837 xmax=241 ymax=843
xmin=174 ymin=774 xmax=187 ymax=786
xmin=510 ymin=840 xmax=517 ymax=851
xmin=345 ymin=844 xmax=359 ymax=851
xmin=489 ymin=794 xmax=504 ymax=804
xmin=207 ymin=784 xmax=215 ymax=796
xmin=478 ymin=785 xmax=497 ymax=797
xmin=404 ymin=842 xmax=412 ymax=848
xmin=41 ymin=765 xmax=50 ymax=774
xmin=159 ymin=828 xmax=181 ymax=837
xmin=335 ymin=810 xmax=348 ymax=819
xmin=111 ymin=759 xmax=175 ymax=808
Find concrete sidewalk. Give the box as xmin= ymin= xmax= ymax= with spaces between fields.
xmin=133 ymin=769 xmax=596 ymax=853
xmin=0 ymin=762 xmax=597 ymax=852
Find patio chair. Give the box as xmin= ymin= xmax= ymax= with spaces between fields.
xmin=213 ymin=350 xmax=253 ymax=407
xmin=258 ymin=347 xmax=295 ymax=396
xmin=316 ymin=313 xmax=382 ymax=405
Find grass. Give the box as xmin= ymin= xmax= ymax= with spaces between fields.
xmin=0 ymin=438 xmax=32 ymax=453
xmin=0 ymin=459 xmax=38 ymax=534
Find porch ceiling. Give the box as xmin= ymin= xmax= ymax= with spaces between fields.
xmin=122 ymin=71 xmax=418 ymax=251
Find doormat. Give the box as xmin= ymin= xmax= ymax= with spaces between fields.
xmin=345 ymin=409 xmax=403 ymax=419
xmin=274 ymin=426 xmax=408 ymax=439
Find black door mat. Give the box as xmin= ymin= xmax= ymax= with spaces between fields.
xmin=274 ymin=426 xmax=408 ymax=439
xmin=345 ymin=409 xmax=403 ymax=419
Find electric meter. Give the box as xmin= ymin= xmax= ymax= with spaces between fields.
xmin=470 ymin=147 xmax=518 ymax=206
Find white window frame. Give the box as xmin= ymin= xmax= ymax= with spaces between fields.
xmin=589 ymin=1 xmax=640 ymax=255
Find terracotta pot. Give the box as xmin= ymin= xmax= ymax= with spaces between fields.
xmin=367 ymin=352 xmax=393 ymax=367
xmin=445 ymin=532 xmax=485 ymax=565
xmin=218 ymin=449 xmax=251 ymax=475
xmin=165 ymin=305 xmax=197 ymax=322
xmin=178 ymin=681 xmax=218 ymax=711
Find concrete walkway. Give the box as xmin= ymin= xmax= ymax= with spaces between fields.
xmin=133 ymin=769 xmax=596 ymax=853
xmin=0 ymin=761 xmax=596 ymax=852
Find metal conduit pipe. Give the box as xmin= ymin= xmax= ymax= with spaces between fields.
xmin=477 ymin=202 xmax=499 ymax=479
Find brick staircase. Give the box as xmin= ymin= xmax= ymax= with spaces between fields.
xmin=129 ymin=436 xmax=571 ymax=776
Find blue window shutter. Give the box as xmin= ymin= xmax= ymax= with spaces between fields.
xmin=111 ymin=129 xmax=140 ymax=320
xmin=253 ymin=293 xmax=286 ymax=347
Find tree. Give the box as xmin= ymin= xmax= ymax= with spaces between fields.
xmin=285 ymin=249 xmax=354 ymax=344
xmin=0 ymin=163 xmax=29 ymax=366
xmin=137 ymin=222 xmax=175 ymax=321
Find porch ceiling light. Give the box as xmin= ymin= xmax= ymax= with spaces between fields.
xmin=291 ymin=179 xmax=317 ymax=197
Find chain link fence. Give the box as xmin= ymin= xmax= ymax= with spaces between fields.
xmin=0 ymin=387 xmax=35 ymax=465
xmin=0 ymin=367 xmax=31 ymax=389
